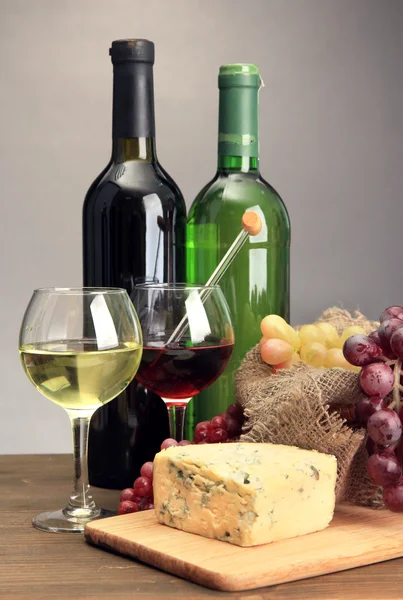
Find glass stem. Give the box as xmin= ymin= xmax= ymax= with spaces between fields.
xmin=66 ymin=412 xmax=98 ymax=517
xmin=165 ymin=401 xmax=190 ymax=442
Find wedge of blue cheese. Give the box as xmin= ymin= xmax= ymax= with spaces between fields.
xmin=153 ymin=442 xmax=337 ymax=547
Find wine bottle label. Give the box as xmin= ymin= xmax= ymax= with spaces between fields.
xmin=218 ymin=133 xmax=256 ymax=146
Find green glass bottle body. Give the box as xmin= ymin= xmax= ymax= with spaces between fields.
xmin=185 ymin=65 xmax=290 ymax=437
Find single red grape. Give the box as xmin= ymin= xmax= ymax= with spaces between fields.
xmin=178 ymin=439 xmax=193 ymax=446
xmin=209 ymin=415 xmax=229 ymax=431
xmin=226 ymin=416 xmax=242 ymax=438
xmin=133 ymin=476 xmax=153 ymax=498
xmin=194 ymin=421 xmax=210 ymax=443
xmin=118 ymin=501 xmax=139 ymax=515
xmin=380 ymin=306 xmax=403 ymax=323
xmin=360 ymin=363 xmax=394 ymax=397
xmin=160 ymin=438 xmax=179 ymax=450
xmin=209 ymin=428 xmax=228 ymax=443
xmin=141 ymin=501 xmax=155 ymax=511
xmin=368 ymin=330 xmax=381 ymax=346
xmin=343 ymin=334 xmax=382 ymax=366
xmin=194 ymin=429 xmax=209 ymax=443
xmin=378 ymin=319 xmax=403 ymax=355
xmin=119 ymin=488 xmax=138 ymax=503
xmin=355 ymin=396 xmax=386 ymax=426
xmin=226 ymin=403 xmax=244 ymax=422
xmin=140 ymin=461 xmax=154 ymax=481
xmin=391 ymin=328 xmax=403 ymax=360
xmin=195 ymin=421 xmax=210 ymax=432
xmin=367 ymin=409 xmax=402 ymax=445
xmin=383 ymin=480 xmax=403 ymax=512
xmin=367 ymin=452 xmax=401 ymax=487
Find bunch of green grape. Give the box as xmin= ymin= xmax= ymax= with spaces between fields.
xmin=259 ymin=314 xmax=362 ymax=372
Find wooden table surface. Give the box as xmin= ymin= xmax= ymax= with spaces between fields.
xmin=2 ymin=455 xmax=403 ymax=600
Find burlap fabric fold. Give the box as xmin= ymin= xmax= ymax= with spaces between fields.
xmin=235 ymin=307 xmax=383 ymax=506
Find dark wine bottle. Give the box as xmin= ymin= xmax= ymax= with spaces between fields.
xmin=83 ymin=39 xmax=186 ymax=489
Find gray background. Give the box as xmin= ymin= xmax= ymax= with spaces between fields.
xmin=1 ymin=0 xmax=402 ymax=454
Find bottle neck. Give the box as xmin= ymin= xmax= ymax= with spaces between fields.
xmin=112 ymin=137 xmax=157 ymax=162
xmin=217 ymin=84 xmax=259 ymax=174
xmin=111 ymin=61 xmax=156 ymax=161
xmin=217 ymin=155 xmax=259 ymax=173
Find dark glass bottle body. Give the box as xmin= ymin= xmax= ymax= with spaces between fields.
xmin=83 ymin=40 xmax=186 ymax=489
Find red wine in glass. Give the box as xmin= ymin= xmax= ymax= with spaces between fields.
xmin=136 ymin=341 xmax=234 ymax=400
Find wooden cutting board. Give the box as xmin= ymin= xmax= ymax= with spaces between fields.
xmin=85 ymin=504 xmax=403 ymax=592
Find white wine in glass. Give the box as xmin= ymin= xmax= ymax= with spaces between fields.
xmin=19 ymin=288 xmax=142 ymax=533
xmin=20 ymin=341 xmax=141 ymax=412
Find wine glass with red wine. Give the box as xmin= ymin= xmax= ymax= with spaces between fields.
xmin=132 ymin=284 xmax=234 ymax=442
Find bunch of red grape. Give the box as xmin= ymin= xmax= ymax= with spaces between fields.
xmin=193 ymin=402 xmax=244 ymax=443
xmin=343 ymin=306 xmax=403 ymax=511
xmin=118 ymin=460 xmax=155 ymax=515
xmin=117 ymin=403 xmax=245 ymax=515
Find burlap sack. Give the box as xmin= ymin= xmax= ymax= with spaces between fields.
xmin=235 ymin=307 xmax=383 ymax=506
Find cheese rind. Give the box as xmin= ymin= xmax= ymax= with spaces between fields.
xmin=153 ymin=442 xmax=337 ymax=547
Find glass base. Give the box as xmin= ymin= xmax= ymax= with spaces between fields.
xmin=32 ymin=506 xmax=114 ymax=533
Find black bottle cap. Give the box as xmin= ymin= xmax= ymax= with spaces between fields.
xmin=109 ymin=39 xmax=155 ymax=64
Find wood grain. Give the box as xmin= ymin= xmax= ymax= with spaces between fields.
xmin=2 ymin=454 xmax=403 ymax=599
xmin=84 ymin=504 xmax=403 ymax=592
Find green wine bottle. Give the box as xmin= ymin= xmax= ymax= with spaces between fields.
xmin=185 ymin=64 xmax=290 ymax=438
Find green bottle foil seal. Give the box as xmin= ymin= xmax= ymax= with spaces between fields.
xmin=218 ymin=64 xmax=262 ymax=158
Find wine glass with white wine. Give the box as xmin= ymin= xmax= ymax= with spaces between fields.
xmin=18 ymin=287 xmax=142 ymax=533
